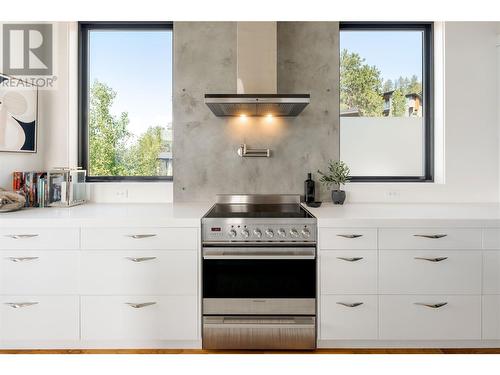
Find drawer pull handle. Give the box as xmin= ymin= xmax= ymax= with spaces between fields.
xmin=4 ymin=234 xmax=39 ymax=240
xmin=337 ymin=257 xmax=364 ymax=262
xmin=125 ymin=257 xmax=157 ymax=262
xmin=414 ymin=256 xmax=448 ymax=262
xmin=414 ymin=302 xmax=448 ymax=309
xmin=6 ymin=256 xmax=39 ymax=263
xmin=126 ymin=234 xmax=157 ymax=239
xmin=336 ymin=302 xmax=364 ymax=308
xmin=125 ymin=302 xmax=157 ymax=309
xmin=413 ymin=234 xmax=448 ymax=239
xmin=4 ymin=302 xmax=39 ymax=309
xmin=337 ymin=234 xmax=363 ymax=239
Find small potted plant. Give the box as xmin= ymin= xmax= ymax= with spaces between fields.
xmin=318 ymin=160 xmax=350 ymax=205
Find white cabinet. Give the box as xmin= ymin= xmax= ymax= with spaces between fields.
xmin=0 ymin=296 xmax=79 ymax=341
xmin=483 ymin=229 xmax=500 ymax=250
xmin=80 ymin=250 xmax=197 ymax=295
xmin=379 ymin=295 xmax=481 ymax=340
xmin=81 ymin=296 xmax=198 ymax=341
xmin=320 ymin=251 xmax=377 ymax=294
xmin=379 ymin=228 xmax=482 ymax=250
xmin=320 ymin=228 xmax=377 ymax=250
xmin=0 ymin=228 xmax=79 ymax=250
xmin=319 ymin=225 xmax=491 ymax=347
xmin=483 ymin=251 xmax=500 ymax=294
xmin=0 ymin=221 xmax=201 ymax=348
xmin=81 ymin=227 xmax=197 ymax=250
xmin=320 ymin=295 xmax=378 ymax=340
xmin=0 ymin=251 xmax=79 ymax=295
xmin=379 ymin=250 xmax=482 ymax=294
xmin=483 ymin=295 xmax=500 ymax=340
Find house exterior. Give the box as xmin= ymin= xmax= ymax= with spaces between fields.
xmin=383 ymin=90 xmax=423 ymax=117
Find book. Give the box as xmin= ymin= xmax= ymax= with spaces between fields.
xmin=12 ymin=171 xmax=48 ymax=208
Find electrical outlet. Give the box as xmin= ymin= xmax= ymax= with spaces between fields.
xmin=385 ymin=191 xmax=401 ymax=200
xmin=115 ymin=188 xmax=129 ymax=200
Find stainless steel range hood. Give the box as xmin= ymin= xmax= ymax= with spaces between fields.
xmin=205 ymin=94 xmax=310 ymax=117
xmin=205 ymin=22 xmax=310 ymax=117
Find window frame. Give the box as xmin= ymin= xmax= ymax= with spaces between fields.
xmin=78 ymin=21 xmax=174 ymax=182
xmin=339 ymin=22 xmax=434 ymax=183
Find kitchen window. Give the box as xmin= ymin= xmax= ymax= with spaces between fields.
xmin=339 ymin=22 xmax=433 ymax=182
xmin=78 ymin=22 xmax=173 ymax=181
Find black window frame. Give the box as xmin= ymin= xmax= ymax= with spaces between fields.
xmin=78 ymin=21 xmax=174 ymax=182
xmin=340 ymin=22 xmax=434 ymax=183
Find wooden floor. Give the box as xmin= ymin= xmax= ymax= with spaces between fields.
xmin=1 ymin=348 xmax=500 ymax=354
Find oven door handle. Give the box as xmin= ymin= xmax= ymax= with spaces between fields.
xmin=202 ymin=247 xmax=316 ymax=260
xmin=204 ymin=316 xmax=315 ymax=329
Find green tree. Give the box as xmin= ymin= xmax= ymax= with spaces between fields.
xmin=383 ymin=79 xmax=394 ymax=92
xmin=408 ymin=74 xmax=422 ymax=95
xmin=89 ymin=80 xmax=169 ymax=177
xmin=390 ymin=88 xmax=406 ymax=117
xmin=340 ymin=49 xmax=384 ymax=116
xmin=125 ymin=126 xmax=169 ymax=176
xmin=88 ymin=81 xmax=130 ymax=176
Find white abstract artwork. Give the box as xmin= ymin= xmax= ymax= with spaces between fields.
xmin=0 ymin=74 xmax=38 ymax=153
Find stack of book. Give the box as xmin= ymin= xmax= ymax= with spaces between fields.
xmin=12 ymin=172 xmax=49 ymax=208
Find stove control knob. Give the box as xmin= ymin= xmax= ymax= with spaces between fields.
xmin=277 ymin=228 xmax=286 ymax=238
xmin=241 ymin=229 xmax=250 ymax=238
xmin=228 ymin=229 xmax=237 ymax=238
xmin=301 ymin=228 xmax=311 ymax=238
xmin=265 ymin=229 xmax=274 ymax=238
xmin=253 ymin=229 xmax=262 ymax=238
xmin=290 ymin=229 xmax=299 ymax=238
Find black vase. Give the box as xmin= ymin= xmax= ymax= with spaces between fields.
xmin=331 ymin=190 xmax=346 ymax=205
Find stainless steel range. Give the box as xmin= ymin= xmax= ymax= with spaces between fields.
xmin=201 ymin=194 xmax=317 ymax=350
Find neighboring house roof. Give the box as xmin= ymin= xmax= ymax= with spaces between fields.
xmin=158 ymin=152 xmax=173 ymax=160
xmin=340 ymin=108 xmax=360 ymax=117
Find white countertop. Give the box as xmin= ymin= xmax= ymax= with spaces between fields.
xmin=0 ymin=203 xmax=213 ymax=227
xmin=304 ymin=202 xmax=500 ymax=227
xmin=2 ymin=202 xmax=500 ymax=228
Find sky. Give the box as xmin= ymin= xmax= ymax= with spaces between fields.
xmin=89 ymin=30 xmax=172 ymax=137
xmin=340 ymin=30 xmax=423 ymax=83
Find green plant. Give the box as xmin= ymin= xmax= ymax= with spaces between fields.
xmin=318 ymin=160 xmax=350 ymax=190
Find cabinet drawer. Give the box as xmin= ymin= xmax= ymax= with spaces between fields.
xmin=80 ymin=251 xmax=197 ymax=295
xmin=319 ymin=228 xmax=377 ymax=250
xmin=379 ymin=295 xmax=481 ymax=340
xmin=483 ymin=229 xmax=500 ymax=250
xmin=483 ymin=251 xmax=500 ymax=294
xmin=483 ymin=295 xmax=500 ymax=340
xmin=320 ymin=251 xmax=377 ymax=294
xmin=379 ymin=228 xmax=481 ymax=250
xmin=0 ymin=228 xmax=79 ymax=250
xmin=0 ymin=296 xmax=79 ymax=341
xmin=379 ymin=250 xmax=481 ymax=294
xmin=0 ymin=251 xmax=79 ymax=295
xmin=81 ymin=296 xmax=198 ymax=341
xmin=81 ymin=227 xmax=197 ymax=250
xmin=320 ymin=295 xmax=378 ymax=340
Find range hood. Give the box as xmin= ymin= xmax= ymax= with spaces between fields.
xmin=205 ymin=22 xmax=310 ymax=117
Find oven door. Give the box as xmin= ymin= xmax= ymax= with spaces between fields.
xmin=202 ymin=247 xmax=316 ymax=315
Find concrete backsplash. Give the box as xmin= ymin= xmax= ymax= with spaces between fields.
xmin=173 ymin=22 xmax=339 ymax=202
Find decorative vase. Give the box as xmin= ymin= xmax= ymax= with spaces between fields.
xmin=331 ymin=190 xmax=346 ymax=205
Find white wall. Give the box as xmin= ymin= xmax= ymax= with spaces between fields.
xmin=346 ymin=22 xmax=500 ymax=203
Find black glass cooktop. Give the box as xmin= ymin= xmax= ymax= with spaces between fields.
xmin=204 ymin=204 xmax=314 ymax=219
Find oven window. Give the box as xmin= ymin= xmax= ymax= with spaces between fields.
xmin=203 ymin=259 xmax=316 ymax=298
